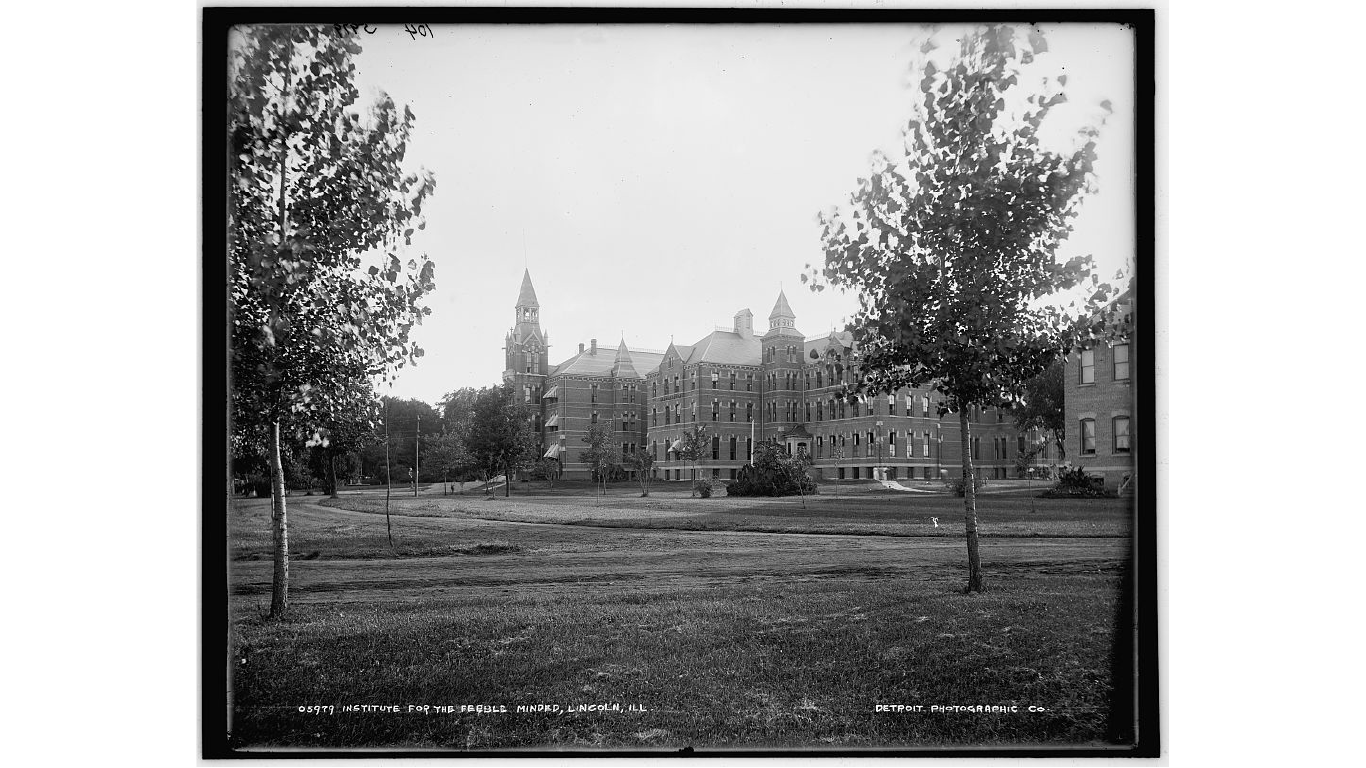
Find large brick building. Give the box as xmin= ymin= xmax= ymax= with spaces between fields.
xmin=507 ymin=270 xmax=1042 ymax=483
xmin=1062 ymin=291 xmax=1136 ymax=490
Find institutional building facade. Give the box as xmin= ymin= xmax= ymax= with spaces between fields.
xmin=505 ymin=269 xmax=1092 ymax=484
xmin=1063 ymin=291 xmax=1136 ymax=490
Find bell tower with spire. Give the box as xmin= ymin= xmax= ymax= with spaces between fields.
xmin=762 ymin=289 xmax=804 ymax=442
xmin=503 ymin=269 xmax=550 ymax=405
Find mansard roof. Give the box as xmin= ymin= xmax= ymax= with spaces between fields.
xmin=685 ymin=329 xmax=761 ymax=366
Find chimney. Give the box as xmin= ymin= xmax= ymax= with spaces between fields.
xmin=591 ymin=338 xmax=597 ymax=355
xmin=578 ymin=342 xmax=585 ymax=354
xmin=734 ymin=309 xmax=754 ymax=339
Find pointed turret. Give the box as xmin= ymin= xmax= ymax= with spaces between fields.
xmin=766 ymin=289 xmax=801 ymax=336
xmin=514 ymin=269 xmax=541 ymax=336
xmin=612 ymin=338 xmax=639 ymax=379
xmin=769 ymin=290 xmax=794 ymax=324
xmin=516 ymin=268 xmax=539 ymax=308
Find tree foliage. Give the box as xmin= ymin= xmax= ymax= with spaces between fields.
xmin=1013 ymin=358 xmax=1066 ymax=461
xmin=677 ymin=424 xmax=710 ymax=497
xmin=624 ymin=448 xmax=656 ymax=497
xmin=228 ymin=24 xmax=437 ymax=616
xmin=727 ymin=443 xmax=817 ymax=498
xmin=806 ymin=25 xmax=1121 ymax=592
xmin=466 ymin=385 xmax=538 ymax=495
xmin=579 ymin=423 xmax=620 ymax=495
xmin=424 ymin=428 xmax=473 ymax=493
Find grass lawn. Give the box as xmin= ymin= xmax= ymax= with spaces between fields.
xmin=227 ymin=490 xmax=1134 ymax=750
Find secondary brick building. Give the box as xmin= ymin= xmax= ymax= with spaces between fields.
xmin=507 ymin=270 xmax=1033 ymax=483
xmin=1062 ymin=291 xmax=1135 ymax=490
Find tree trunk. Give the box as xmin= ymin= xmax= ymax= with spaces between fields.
xmin=327 ymin=452 xmax=339 ymax=499
xmin=505 ymin=460 xmax=511 ymax=497
xmin=268 ymin=420 xmax=289 ymax=617
xmin=960 ymin=409 xmax=984 ymax=593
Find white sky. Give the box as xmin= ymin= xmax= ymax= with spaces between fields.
xmin=349 ymin=22 xmax=1135 ymax=404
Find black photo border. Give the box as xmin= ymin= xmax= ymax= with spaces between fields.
xmin=203 ymin=5 xmax=1158 ymax=759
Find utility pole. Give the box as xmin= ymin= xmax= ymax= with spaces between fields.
xmin=383 ymin=397 xmax=393 ymax=549
xmin=414 ymin=413 xmax=420 ymax=498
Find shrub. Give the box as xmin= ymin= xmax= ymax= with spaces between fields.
xmin=693 ymin=479 xmax=713 ymax=498
xmin=726 ymin=444 xmax=817 ymax=497
xmin=944 ymin=475 xmax=987 ymax=497
xmin=1040 ymin=465 xmax=1113 ymax=498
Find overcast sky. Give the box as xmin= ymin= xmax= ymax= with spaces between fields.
xmin=343 ymin=22 xmax=1135 ymax=404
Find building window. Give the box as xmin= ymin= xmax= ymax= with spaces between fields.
xmin=853 ymin=466 xmax=860 ymax=480
xmin=1080 ymin=349 xmax=1095 ymax=384
xmin=1080 ymin=418 xmax=1096 ymax=455
xmin=1113 ymin=344 xmax=1130 ymax=381
xmin=729 ymin=436 xmax=737 ymax=460
xmin=816 ymin=435 xmax=823 ymax=458
xmin=1113 ymin=416 xmax=1131 ymax=453
xmin=746 ymin=403 xmax=753 ymax=422
xmin=591 ymin=411 xmax=599 ymax=424
xmin=712 ymin=436 xmax=720 ymax=461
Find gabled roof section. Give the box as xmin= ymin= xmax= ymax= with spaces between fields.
xmin=516 ymin=268 xmax=539 ymax=308
xmin=804 ymin=330 xmax=855 ymax=359
xmin=518 ymin=327 xmax=545 ymax=348
xmin=660 ymin=341 xmax=696 ymax=369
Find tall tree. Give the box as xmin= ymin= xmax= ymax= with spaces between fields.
xmin=377 ymin=396 xmax=441 ymax=480
xmin=1013 ymin=359 xmax=1066 ymax=466
xmin=229 ymin=24 xmax=437 ymax=617
xmin=437 ymin=386 xmax=483 ymax=426
xmin=579 ymin=423 xmax=620 ymax=497
xmin=466 ymin=385 xmax=538 ymax=497
xmin=807 ymin=25 xmax=1121 ymax=592
xmin=309 ymin=379 xmax=381 ymax=497
xmin=624 ymin=447 xmax=656 ymax=497
xmin=424 ymin=427 xmax=472 ymax=495
xmin=678 ymin=424 xmax=710 ymax=497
